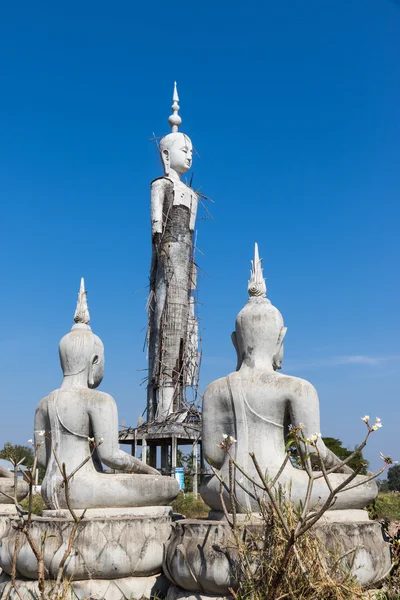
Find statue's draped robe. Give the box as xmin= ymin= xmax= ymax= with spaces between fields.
xmin=148 ymin=177 xmax=199 ymax=420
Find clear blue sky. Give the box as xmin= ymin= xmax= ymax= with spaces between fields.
xmin=0 ymin=0 xmax=398 ymax=473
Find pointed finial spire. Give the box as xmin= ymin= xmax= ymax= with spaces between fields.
xmin=248 ymin=243 xmax=267 ymax=298
xmin=168 ymin=81 xmax=182 ymax=133
xmin=74 ymin=278 xmax=90 ymax=325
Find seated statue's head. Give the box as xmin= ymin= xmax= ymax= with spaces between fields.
xmin=159 ymin=82 xmax=193 ymax=178
xmin=59 ymin=279 xmax=104 ymax=388
xmin=233 ymin=244 xmax=287 ymax=371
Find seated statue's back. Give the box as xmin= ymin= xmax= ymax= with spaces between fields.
xmin=200 ymin=245 xmax=378 ymax=513
xmin=35 ymin=279 xmax=179 ymax=510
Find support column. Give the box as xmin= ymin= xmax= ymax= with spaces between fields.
xmin=133 ymin=430 xmax=137 ymax=457
xmin=142 ymin=438 xmax=147 ymax=464
xmin=193 ymin=440 xmax=198 ymax=497
xmin=161 ymin=442 xmax=169 ymax=472
xmin=149 ymin=445 xmax=157 ymax=468
xmin=171 ymin=436 xmax=177 ymax=477
xmin=199 ymin=441 xmax=203 ymax=471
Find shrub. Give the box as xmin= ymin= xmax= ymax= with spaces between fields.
xmin=171 ymin=492 xmax=208 ymax=518
xmin=369 ymin=493 xmax=400 ymax=521
xmin=20 ymin=493 xmax=46 ymax=516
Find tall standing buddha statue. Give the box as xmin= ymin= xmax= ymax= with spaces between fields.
xmin=147 ymin=83 xmax=199 ymax=421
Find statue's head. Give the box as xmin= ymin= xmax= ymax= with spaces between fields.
xmin=159 ymin=132 xmax=193 ymax=176
xmin=159 ymin=82 xmax=193 ymax=178
xmin=59 ymin=278 xmax=105 ymax=388
xmin=233 ymin=244 xmax=287 ymax=371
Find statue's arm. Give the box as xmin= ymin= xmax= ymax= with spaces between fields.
xmin=151 ymin=179 xmax=167 ymax=236
xmin=34 ymin=400 xmax=49 ymax=469
xmin=202 ymin=378 xmax=234 ymax=470
xmin=0 ymin=465 xmax=13 ymax=479
xmin=289 ymin=381 xmax=352 ymax=474
xmin=89 ymin=393 xmax=159 ymax=475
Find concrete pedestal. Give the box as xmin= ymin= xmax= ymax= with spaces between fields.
xmin=0 ymin=506 xmax=20 ymax=541
xmin=164 ymin=510 xmax=392 ymax=598
xmin=0 ymin=506 xmax=174 ymax=600
xmin=0 ymin=572 xmax=170 ymax=599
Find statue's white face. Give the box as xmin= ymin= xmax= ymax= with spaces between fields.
xmin=159 ymin=132 xmax=193 ymax=176
xmin=169 ymin=139 xmax=193 ymax=174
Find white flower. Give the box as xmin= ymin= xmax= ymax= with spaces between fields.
xmin=306 ymin=433 xmax=322 ymax=444
xmin=222 ymin=434 xmax=228 ymax=440
xmin=98 ymin=438 xmax=104 ymax=444
xmin=361 ymin=415 xmax=370 ymax=423
xmin=87 ymin=437 xmax=95 ymax=443
xmin=375 ymin=417 xmax=381 ymax=423
xmin=372 ymin=423 xmax=382 ymax=431
xmin=28 ymin=439 xmax=33 ymax=445
xmin=39 ymin=431 xmax=46 ymax=437
xmin=229 ymin=436 xmax=237 ymax=444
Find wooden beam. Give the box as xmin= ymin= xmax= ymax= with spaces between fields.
xmin=193 ymin=441 xmax=198 ymax=497
xmin=161 ymin=442 xmax=169 ymax=471
xmin=171 ymin=435 xmax=177 ymax=476
xmin=199 ymin=440 xmax=203 ymax=471
xmin=149 ymin=444 xmax=157 ymax=468
xmin=142 ymin=438 xmax=147 ymax=464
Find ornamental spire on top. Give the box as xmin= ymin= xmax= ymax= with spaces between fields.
xmin=74 ymin=277 xmax=90 ymax=326
xmin=248 ymin=243 xmax=267 ymax=298
xmin=168 ymin=81 xmax=182 ymax=133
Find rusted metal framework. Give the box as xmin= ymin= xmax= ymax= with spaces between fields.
xmin=146 ymin=181 xmax=201 ymax=421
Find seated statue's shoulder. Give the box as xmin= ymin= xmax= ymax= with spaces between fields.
xmin=284 ymin=375 xmax=318 ymax=400
xmin=37 ymin=388 xmax=62 ymax=408
xmin=87 ymin=390 xmax=116 ymax=406
xmin=203 ymin=376 xmax=233 ymax=410
xmin=204 ymin=376 xmax=230 ymax=399
xmin=36 ymin=393 xmax=50 ymax=412
xmin=203 ymin=376 xmax=234 ymax=424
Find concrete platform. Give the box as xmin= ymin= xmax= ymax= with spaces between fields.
xmin=164 ymin=511 xmax=392 ymax=597
xmin=0 ymin=572 xmax=170 ymax=599
xmin=0 ymin=506 xmax=174 ymax=599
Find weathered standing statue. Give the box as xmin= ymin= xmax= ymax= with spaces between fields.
xmin=200 ymin=244 xmax=378 ymax=513
xmin=35 ymin=279 xmax=179 ymax=509
xmin=147 ymin=82 xmax=199 ymax=420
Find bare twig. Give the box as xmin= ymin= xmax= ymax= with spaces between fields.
xmin=270 ymin=453 xmax=290 ymax=488
xmin=249 ymin=452 xmax=291 ymax=539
